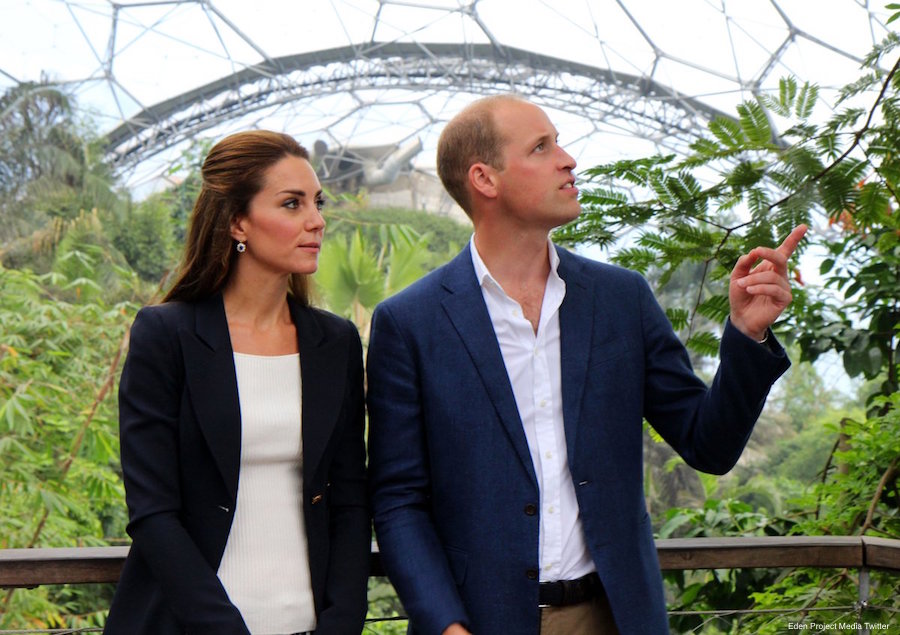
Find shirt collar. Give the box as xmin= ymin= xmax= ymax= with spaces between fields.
xmin=469 ymin=234 xmax=561 ymax=290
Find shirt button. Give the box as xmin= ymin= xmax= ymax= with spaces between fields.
xmin=524 ymin=503 xmax=537 ymax=516
xmin=548 ymin=506 xmax=555 ymax=514
xmin=539 ymin=400 xmax=547 ymax=408
xmin=545 ymin=451 xmax=552 ymax=459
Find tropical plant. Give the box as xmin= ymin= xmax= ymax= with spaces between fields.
xmin=556 ymin=22 xmax=900 ymax=630
xmin=0 ymin=82 xmax=120 ymax=253
xmin=556 ymin=67 xmax=898 ymax=399
xmin=315 ymin=225 xmax=433 ymax=339
xmin=0 ymin=264 xmax=142 ymax=629
xmin=110 ymin=194 xmax=177 ymax=283
xmin=324 ymin=205 xmax=469 ymax=265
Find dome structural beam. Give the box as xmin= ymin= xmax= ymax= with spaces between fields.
xmin=105 ymin=42 xmax=734 ymax=174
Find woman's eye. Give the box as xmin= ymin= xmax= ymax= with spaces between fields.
xmin=284 ymin=198 xmax=299 ymax=209
xmin=315 ymin=197 xmax=326 ymax=211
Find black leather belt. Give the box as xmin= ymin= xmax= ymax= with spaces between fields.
xmin=538 ymin=572 xmax=604 ymax=607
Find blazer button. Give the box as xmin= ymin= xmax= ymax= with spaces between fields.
xmin=311 ymin=494 xmax=323 ymax=505
xmin=524 ymin=503 xmax=537 ymax=516
xmin=526 ymin=569 xmax=539 ymax=580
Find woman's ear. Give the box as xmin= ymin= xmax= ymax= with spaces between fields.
xmin=230 ymin=215 xmax=248 ymax=243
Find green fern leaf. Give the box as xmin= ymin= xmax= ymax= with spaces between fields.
xmin=665 ymin=307 xmax=690 ymax=331
xmin=709 ymin=117 xmax=745 ymax=149
xmin=779 ymin=77 xmax=798 ymax=114
xmin=686 ymin=331 xmax=721 ymax=357
xmin=737 ymin=101 xmax=772 ymax=146
xmin=794 ymin=82 xmax=819 ymax=119
xmin=697 ymin=295 xmax=731 ymax=323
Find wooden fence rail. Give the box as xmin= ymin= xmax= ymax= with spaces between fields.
xmin=1 ymin=536 xmax=898 ymax=590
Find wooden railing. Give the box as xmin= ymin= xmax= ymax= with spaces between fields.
xmin=0 ymin=536 xmax=900 ymax=635
xmin=1 ymin=535 xmax=898 ymax=589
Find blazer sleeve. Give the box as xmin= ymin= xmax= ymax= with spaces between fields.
xmin=367 ymin=303 xmax=471 ymax=635
xmin=636 ymin=276 xmax=791 ymax=474
xmin=315 ymin=322 xmax=371 ymax=635
xmin=118 ymin=307 xmax=250 ymax=634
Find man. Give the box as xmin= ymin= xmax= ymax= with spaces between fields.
xmin=367 ymin=94 xmax=806 ymax=635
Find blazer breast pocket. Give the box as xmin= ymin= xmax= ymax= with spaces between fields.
xmin=587 ymin=338 xmax=634 ymax=369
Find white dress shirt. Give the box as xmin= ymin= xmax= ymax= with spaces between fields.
xmin=470 ymin=237 xmax=596 ymax=582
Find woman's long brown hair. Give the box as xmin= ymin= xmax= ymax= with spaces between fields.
xmin=163 ymin=130 xmax=312 ymax=304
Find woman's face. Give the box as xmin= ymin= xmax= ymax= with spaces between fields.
xmin=231 ymin=154 xmax=326 ymax=277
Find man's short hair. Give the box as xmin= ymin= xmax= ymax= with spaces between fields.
xmin=436 ymin=94 xmax=525 ymax=217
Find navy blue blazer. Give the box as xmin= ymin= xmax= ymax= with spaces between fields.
xmin=367 ymin=245 xmax=790 ymax=635
xmin=105 ymin=294 xmax=369 ymax=635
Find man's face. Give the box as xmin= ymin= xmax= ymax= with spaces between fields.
xmin=491 ymin=100 xmax=580 ymax=231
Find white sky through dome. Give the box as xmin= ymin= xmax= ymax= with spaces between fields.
xmin=2 ymin=0 xmax=892 ymax=190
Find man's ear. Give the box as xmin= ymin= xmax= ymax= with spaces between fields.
xmin=468 ymin=162 xmax=499 ymax=201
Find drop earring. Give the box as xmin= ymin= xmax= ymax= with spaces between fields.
xmin=236 ymin=241 xmax=246 ymax=253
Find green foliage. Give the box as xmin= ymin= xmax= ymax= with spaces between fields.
xmin=747 ymin=571 xmax=896 ymax=635
xmin=52 ymin=210 xmax=134 ymax=302
xmin=316 ymin=225 xmax=432 ymax=338
xmin=3 ymin=32 xmax=900 ymax=632
xmin=0 ymin=83 xmax=120 ymax=248
xmin=557 ymin=59 xmax=899 ymax=405
xmin=567 ymin=31 xmax=900 ymax=631
xmin=658 ymin=499 xmax=785 ymax=540
xmin=795 ymin=398 xmax=900 ymax=538
xmin=110 ymin=195 xmax=177 ymax=283
xmin=745 ymin=400 xmax=899 ymax=634
xmin=324 ymin=205 xmax=470 ymax=268
xmin=160 ymin=139 xmax=211 ymax=243
xmin=763 ymin=424 xmax=840 ymax=486
xmin=316 ymin=228 xmax=386 ymax=325
xmin=365 ymin=578 xmax=407 ymax=633
xmin=0 ymin=264 xmax=138 ymax=628
xmin=659 ymin=499 xmax=791 ymax=634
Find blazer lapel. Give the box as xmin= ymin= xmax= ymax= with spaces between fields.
xmin=181 ymin=294 xmax=242 ymax=503
xmin=440 ymin=247 xmax=537 ymax=485
xmin=290 ymin=300 xmax=348 ymax=485
xmin=556 ymin=247 xmax=594 ymax=462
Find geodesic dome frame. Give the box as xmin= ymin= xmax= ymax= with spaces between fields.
xmin=2 ymin=0 xmax=892 ymax=188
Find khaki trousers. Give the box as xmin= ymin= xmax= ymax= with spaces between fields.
xmin=539 ymin=593 xmax=621 ymax=635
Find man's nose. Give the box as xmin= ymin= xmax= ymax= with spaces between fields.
xmin=557 ymin=145 xmax=576 ymax=170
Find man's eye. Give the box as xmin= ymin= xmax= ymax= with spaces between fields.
xmin=534 ymin=143 xmax=544 ymax=152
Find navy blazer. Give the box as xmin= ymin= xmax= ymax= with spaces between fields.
xmin=367 ymin=245 xmax=790 ymax=635
xmin=105 ymin=295 xmax=369 ymax=635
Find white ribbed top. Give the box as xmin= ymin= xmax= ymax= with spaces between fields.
xmin=217 ymin=352 xmax=316 ymax=635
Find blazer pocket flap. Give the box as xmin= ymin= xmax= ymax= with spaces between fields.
xmin=444 ymin=546 xmax=468 ymax=586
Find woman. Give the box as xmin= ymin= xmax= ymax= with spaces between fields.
xmin=105 ymin=131 xmax=369 ymax=635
